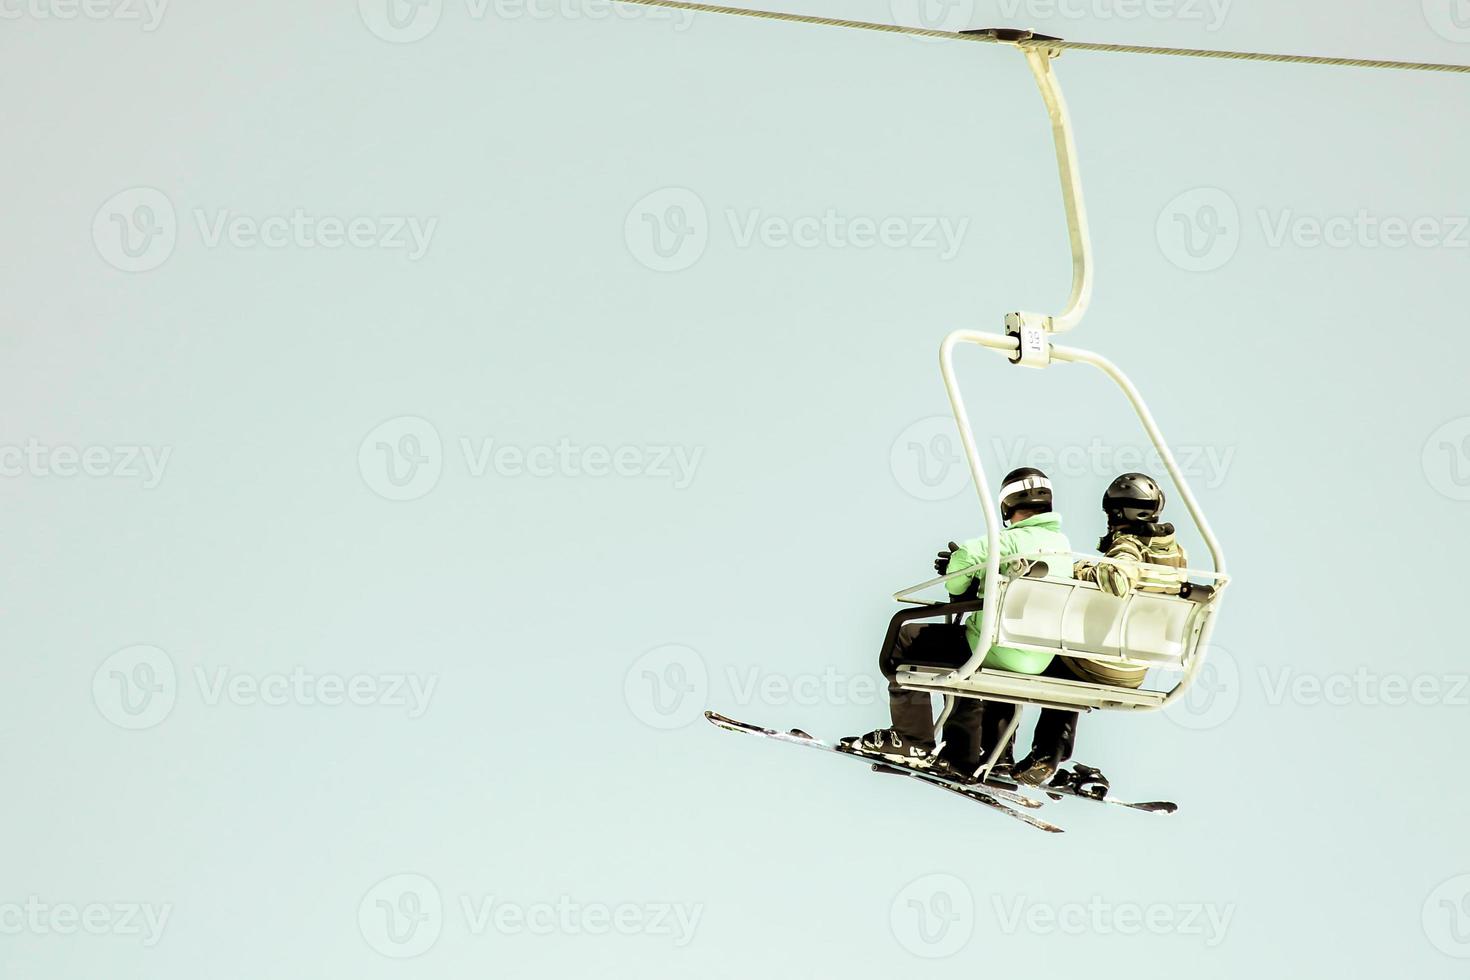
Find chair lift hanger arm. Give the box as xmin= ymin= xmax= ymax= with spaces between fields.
xmin=1014 ymin=45 xmax=1090 ymax=337
xmin=614 ymin=0 xmax=1470 ymax=74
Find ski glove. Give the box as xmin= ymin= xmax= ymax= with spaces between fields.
xmin=934 ymin=541 xmax=960 ymax=577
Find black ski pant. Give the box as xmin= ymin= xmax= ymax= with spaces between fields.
xmin=1023 ymin=659 xmax=1082 ymax=763
xmin=881 ymin=626 xmax=1081 ymax=767
xmin=879 ymin=623 xmax=1012 ymax=768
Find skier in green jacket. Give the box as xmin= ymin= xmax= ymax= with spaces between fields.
xmin=843 ymin=467 xmax=1073 ymax=774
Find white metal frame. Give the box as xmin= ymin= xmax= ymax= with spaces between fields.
xmin=894 ymin=43 xmax=1229 ymax=733
xmin=1012 ymin=46 xmax=1092 ymax=337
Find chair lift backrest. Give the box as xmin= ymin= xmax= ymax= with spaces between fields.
xmin=995 ymin=573 xmax=1214 ymax=672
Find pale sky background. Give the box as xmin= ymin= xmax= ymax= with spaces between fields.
xmin=2 ymin=0 xmax=1470 ymax=976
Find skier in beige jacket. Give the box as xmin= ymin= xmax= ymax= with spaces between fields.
xmin=1011 ymin=472 xmax=1189 ymax=785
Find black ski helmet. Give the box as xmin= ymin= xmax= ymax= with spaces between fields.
xmin=1103 ymin=472 xmax=1165 ymax=524
xmin=999 ymin=467 xmax=1053 ymax=523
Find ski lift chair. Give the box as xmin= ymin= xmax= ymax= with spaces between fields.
xmin=890 ymin=554 xmax=1228 ymax=714
xmin=887 ymin=40 xmax=1230 ymax=766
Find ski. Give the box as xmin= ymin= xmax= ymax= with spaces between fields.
xmin=983 ymin=769 xmax=1178 ymax=814
xmin=873 ymin=756 xmax=1176 ymax=814
xmin=705 ymin=711 xmax=1037 ymax=807
xmin=871 ymin=762 xmax=1064 ymax=833
xmin=866 ymin=761 xmax=1042 ymax=809
xmin=867 ymin=763 xmax=1066 ymax=834
xmin=704 ymin=710 xmax=1064 ymax=833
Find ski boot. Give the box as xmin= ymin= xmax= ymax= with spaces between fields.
xmin=930 ymin=754 xmax=979 ymax=783
xmin=1051 ymin=763 xmax=1111 ymax=800
xmin=934 ymin=743 xmax=1015 ymax=785
xmin=980 ymin=745 xmax=1017 ymax=783
xmin=1010 ymin=748 xmax=1061 ymax=787
xmin=839 ymin=728 xmax=934 ymax=767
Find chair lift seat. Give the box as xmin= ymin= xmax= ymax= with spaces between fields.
xmin=893 ymin=561 xmax=1225 ymax=713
